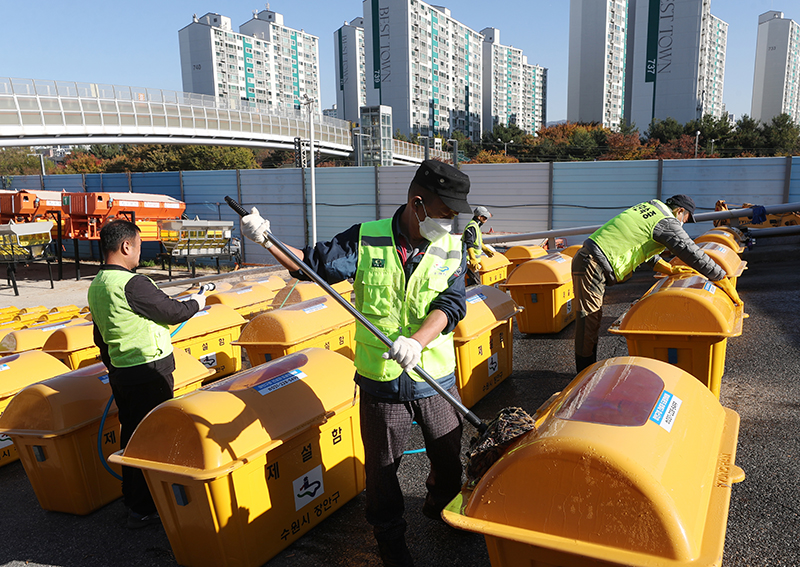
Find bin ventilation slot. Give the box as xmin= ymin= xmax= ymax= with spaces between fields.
xmin=173 ymin=484 xmax=189 ymax=506
xmin=33 ymin=445 xmax=46 ymax=462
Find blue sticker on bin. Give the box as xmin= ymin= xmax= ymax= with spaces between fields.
xmin=703 ymin=281 xmax=716 ymax=294
xmin=649 ymin=390 xmax=682 ymax=432
xmin=467 ymin=293 xmax=487 ymax=304
xmin=254 ymin=369 xmax=308 ymax=396
xmin=0 ymin=364 xmax=8 ymax=372
xmin=97 ymin=374 xmax=109 ymax=385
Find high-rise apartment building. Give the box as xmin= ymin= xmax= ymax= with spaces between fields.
xmin=481 ymin=28 xmax=547 ymax=135
xmin=568 ymin=0 xmax=629 ymax=130
xmin=178 ymin=9 xmax=321 ymax=113
xmin=625 ymin=0 xmax=727 ymax=130
xmin=334 ymin=18 xmax=367 ymax=123
xmin=752 ymin=11 xmax=800 ymax=125
xmin=363 ymin=0 xmax=484 ymax=140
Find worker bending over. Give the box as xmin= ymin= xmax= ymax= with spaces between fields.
xmin=241 ymin=160 xmax=470 ymax=567
xmin=571 ymin=194 xmax=740 ymax=373
xmin=462 ymin=205 xmax=495 ymax=286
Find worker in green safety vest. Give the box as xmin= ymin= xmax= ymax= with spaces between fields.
xmin=571 ymin=195 xmax=741 ymax=373
xmin=241 ymin=160 xmax=471 ymax=567
xmin=88 ymin=219 xmax=204 ymax=529
xmin=462 ymin=205 xmax=496 ymax=286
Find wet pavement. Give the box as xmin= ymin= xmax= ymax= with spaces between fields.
xmin=1 ymin=237 xmax=799 ymax=567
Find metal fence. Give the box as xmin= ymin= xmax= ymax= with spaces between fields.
xmin=4 ymin=155 xmax=799 ymax=262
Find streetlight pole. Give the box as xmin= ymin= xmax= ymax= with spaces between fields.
xmin=710 ymin=139 xmax=716 ymax=155
xmin=27 ymin=153 xmax=45 ymax=176
xmin=446 ymin=138 xmax=458 ymax=166
xmin=694 ymin=130 xmax=700 ymax=158
xmin=303 ymin=95 xmax=317 ymax=244
xmin=498 ymin=138 xmax=514 ymax=156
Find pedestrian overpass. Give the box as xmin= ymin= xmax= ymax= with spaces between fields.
xmin=0 ymin=78 xmax=449 ymax=164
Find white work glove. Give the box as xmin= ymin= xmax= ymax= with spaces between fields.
xmin=241 ymin=207 xmax=273 ymax=248
xmin=188 ymin=293 xmax=206 ymax=311
xmin=382 ymin=336 xmax=423 ymax=371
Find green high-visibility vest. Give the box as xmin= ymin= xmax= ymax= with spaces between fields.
xmin=88 ymin=269 xmax=173 ymax=368
xmin=354 ymin=218 xmax=462 ymax=382
xmin=463 ymin=219 xmax=483 ymax=256
xmin=589 ymin=200 xmax=672 ymax=283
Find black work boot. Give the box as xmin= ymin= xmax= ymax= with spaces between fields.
xmin=377 ymin=536 xmax=415 ymax=567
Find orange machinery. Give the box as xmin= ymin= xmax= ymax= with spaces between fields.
xmin=0 ymin=190 xmax=67 ymax=228
xmin=61 ymin=192 xmax=185 ymax=241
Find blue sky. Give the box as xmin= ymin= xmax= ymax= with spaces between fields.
xmin=1 ymin=1 xmax=793 ymax=126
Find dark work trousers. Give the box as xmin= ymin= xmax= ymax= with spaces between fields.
xmin=108 ymin=367 xmax=174 ymax=516
xmin=360 ymin=386 xmax=464 ymax=542
xmin=572 ymin=247 xmax=607 ymax=372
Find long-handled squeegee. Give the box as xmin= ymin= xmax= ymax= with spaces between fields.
xmin=226 ymin=196 xmax=538 ymax=482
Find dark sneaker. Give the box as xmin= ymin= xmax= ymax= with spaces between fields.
xmin=377 ymin=537 xmax=414 ymax=567
xmin=127 ymin=511 xmax=161 ymax=529
xmin=421 ymin=498 xmax=446 ymax=524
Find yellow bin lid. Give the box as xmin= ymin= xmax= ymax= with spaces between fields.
xmin=501 ymin=252 xmax=572 ymax=287
xmin=477 ymin=253 xmax=510 ymax=272
xmin=504 ymin=245 xmax=547 ymax=263
xmin=0 ymin=319 xmax=91 ymax=354
xmin=0 ymin=363 xmax=114 ymax=437
xmin=0 ymin=351 xmax=70 ymax=407
xmin=610 ymin=275 xmax=743 ymax=337
xmin=206 ymin=283 xmax=276 ymax=310
xmin=235 ymin=296 xmax=354 ymax=347
xmin=672 ymin=242 xmax=747 ymax=278
xmin=272 ymin=279 xmax=354 ymax=308
xmin=695 ymin=229 xmax=745 ymax=253
xmin=173 ymin=282 xmax=233 ymax=299
xmin=111 ymin=348 xmax=357 ymax=480
xmin=42 ymin=321 xmax=96 ymax=354
xmin=169 ymin=304 xmax=246 ymax=342
xmin=445 ymin=356 xmax=743 ymax=567
xmin=454 ymin=286 xmax=519 ymax=342
xmin=559 ymin=244 xmax=582 ymax=258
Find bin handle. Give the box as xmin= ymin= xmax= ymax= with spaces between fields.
xmin=226 ymin=196 xmax=488 ymax=435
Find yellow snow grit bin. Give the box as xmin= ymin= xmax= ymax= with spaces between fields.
xmin=0 ymin=350 xmax=213 ymax=515
xmin=500 ymin=252 xmax=575 ymax=334
xmin=609 ymin=274 xmax=744 ymax=399
xmin=33 ymin=305 xmax=83 ymax=324
xmin=0 ymin=351 xmax=70 ymax=467
xmin=233 ymin=295 xmax=356 ymax=366
xmin=173 ymin=282 xmax=233 ymax=300
xmin=42 ymin=321 xmax=101 ymax=370
xmin=476 ymin=252 xmax=512 ymax=286
xmin=169 ymin=304 xmax=247 ymax=381
xmin=443 ymin=356 xmax=745 ymax=567
xmin=503 ymin=245 xmax=548 ymax=269
xmin=272 ymin=278 xmax=354 ymax=308
xmin=453 ymin=286 xmax=520 ymax=408
xmin=695 ymin=228 xmax=745 ymax=253
xmin=670 ymin=242 xmax=747 ymax=287
xmin=109 ymin=348 xmax=366 ymax=567
xmin=205 ymin=283 xmax=276 ymax=320
xmin=0 ymin=318 xmax=89 ymax=355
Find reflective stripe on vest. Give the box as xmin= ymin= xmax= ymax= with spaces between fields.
xmin=463 ymin=219 xmax=483 ymax=255
xmin=354 ymin=218 xmax=462 ymax=382
xmin=589 ymin=200 xmax=672 ymax=282
xmin=88 ymin=269 xmax=173 ymax=368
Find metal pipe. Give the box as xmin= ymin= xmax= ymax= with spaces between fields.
xmin=483 ymin=201 xmax=800 ymax=246
xmin=746 ymin=225 xmax=800 ymax=238
xmin=223 ymin=196 xmax=487 ymax=433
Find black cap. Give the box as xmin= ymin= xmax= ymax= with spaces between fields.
xmin=666 ymin=194 xmax=696 ymax=223
xmin=412 ymin=160 xmax=472 ymax=214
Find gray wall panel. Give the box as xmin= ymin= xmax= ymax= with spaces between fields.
xmin=306 ymin=167 xmax=376 ymax=242
xmin=460 ymin=163 xmax=551 ymax=235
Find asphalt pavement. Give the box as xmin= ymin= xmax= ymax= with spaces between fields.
xmin=1 ymin=237 xmax=798 ymax=567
